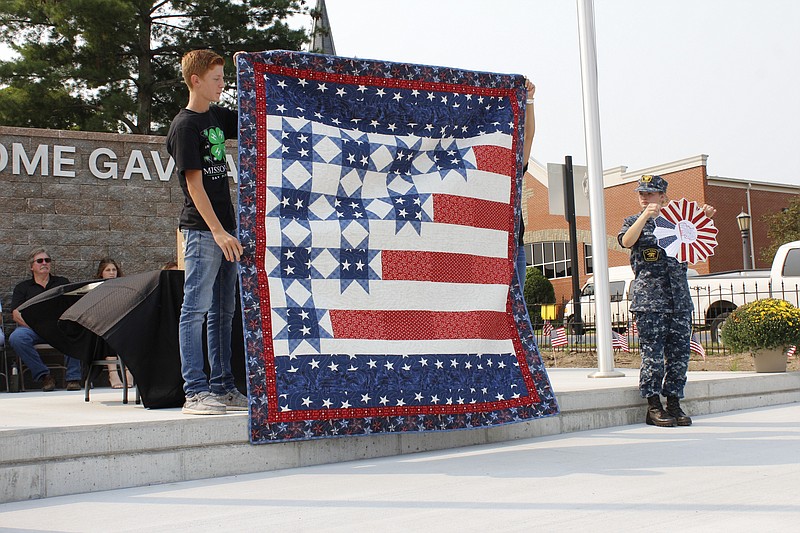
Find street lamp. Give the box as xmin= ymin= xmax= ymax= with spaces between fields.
xmin=736 ymin=211 xmax=752 ymax=269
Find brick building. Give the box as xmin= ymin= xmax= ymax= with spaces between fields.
xmin=521 ymin=154 xmax=799 ymax=304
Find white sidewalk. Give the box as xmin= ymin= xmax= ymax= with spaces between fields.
xmin=1 ymin=402 xmax=798 ymax=532
xmin=2 ymin=369 xmax=800 ymax=505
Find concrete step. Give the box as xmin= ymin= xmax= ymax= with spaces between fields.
xmin=2 ymin=370 xmax=798 ymax=503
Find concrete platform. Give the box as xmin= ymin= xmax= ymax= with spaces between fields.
xmin=2 ymin=403 xmax=799 ymax=532
xmin=1 ymin=369 xmax=799 ymax=504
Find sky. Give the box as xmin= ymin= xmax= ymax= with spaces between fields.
xmin=1 ymin=1 xmax=796 ymax=186
xmin=316 ymin=0 xmax=799 ymax=186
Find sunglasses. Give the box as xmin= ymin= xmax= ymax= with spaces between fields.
xmin=34 ymin=258 xmax=52 ymax=264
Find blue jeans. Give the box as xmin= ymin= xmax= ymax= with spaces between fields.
xmin=179 ymin=229 xmax=238 ymax=396
xmin=515 ymin=245 xmax=527 ymax=291
xmin=9 ymin=326 xmax=82 ymax=381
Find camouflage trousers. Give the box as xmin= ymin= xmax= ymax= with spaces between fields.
xmin=635 ymin=311 xmax=692 ymax=398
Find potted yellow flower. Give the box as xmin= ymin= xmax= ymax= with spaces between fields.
xmin=720 ymin=298 xmax=800 ymax=372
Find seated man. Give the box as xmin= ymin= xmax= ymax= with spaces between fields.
xmin=9 ymin=248 xmax=82 ymax=391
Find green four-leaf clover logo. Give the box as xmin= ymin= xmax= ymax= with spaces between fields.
xmin=205 ymin=127 xmax=226 ymax=161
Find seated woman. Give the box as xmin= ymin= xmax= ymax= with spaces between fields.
xmin=95 ymin=258 xmax=135 ymax=388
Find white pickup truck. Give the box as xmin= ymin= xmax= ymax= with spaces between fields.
xmin=562 ymin=266 xmax=636 ymax=333
xmin=562 ymin=239 xmax=800 ymax=339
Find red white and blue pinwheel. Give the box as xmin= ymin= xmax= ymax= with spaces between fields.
xmin=653 ymin=198 xmax=718 ymax=264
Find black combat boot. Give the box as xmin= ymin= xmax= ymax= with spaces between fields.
xmin=645 ymin=395 xmax=677 ymax=427
xmin=666 ymin=396 xmax=692 ymax=426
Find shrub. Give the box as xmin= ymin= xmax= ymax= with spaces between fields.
xmin=524 ymin=267 xmax=555 ymax=320
xmin=720 ymin=298 xmax=800 ymax=352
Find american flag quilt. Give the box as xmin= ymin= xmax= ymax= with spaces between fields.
xmin=236 ymin=50 xmax=558 ymax=444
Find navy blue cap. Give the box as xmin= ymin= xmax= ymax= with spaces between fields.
xmin=634 ymin=174 xmax=668 ymax=193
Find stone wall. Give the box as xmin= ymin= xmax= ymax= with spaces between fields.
xmin=0 ymin=126 xmax=238 ymax=312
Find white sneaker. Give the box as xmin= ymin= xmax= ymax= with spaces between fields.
xmin=182 ymin=391 xmax=226 ymax=415
xmin=213 ymin=389 xmax=249 ymax=411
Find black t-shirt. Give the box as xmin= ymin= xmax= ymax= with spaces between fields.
xmin=11 ymin=275 xmax=71 ymax=311
xmin=166 ymin=106 xmax=238 ymax=231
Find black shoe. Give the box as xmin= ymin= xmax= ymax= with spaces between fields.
xmin=65 ymin=380 xmax=82 ymax=391
xmin=646 ymin=395 xmax=677 ymax=427
xmin=666 ymin=396 xmax=692 ymax=426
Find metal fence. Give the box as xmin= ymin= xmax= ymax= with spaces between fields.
xmin=529 ymin=281 xmax=800 ymax=355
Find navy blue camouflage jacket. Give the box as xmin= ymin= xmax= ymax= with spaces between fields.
xmin=619 ymin=215 xmax=693 ymax=313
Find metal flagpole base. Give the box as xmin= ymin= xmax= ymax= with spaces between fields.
xmin=587 ymin=370 xmax=626 ymax=378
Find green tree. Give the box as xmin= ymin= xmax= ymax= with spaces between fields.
xmin=0 ymin=0 xmax=309 ymax=134
xmin=761 ymin=196 xmax=800 ymax=264
xmin=524 ymin=267 xmax=556 ymax=323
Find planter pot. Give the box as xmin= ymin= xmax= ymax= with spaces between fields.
xmin=751 ymin=347 xmax=788 ymax=373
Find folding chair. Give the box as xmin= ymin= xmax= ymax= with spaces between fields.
xmin=0 ymin=341 xmax=7 ymax=392
xmin=0 ymin=303 xmax=8 ymax=391
xmin=4 ymin=298 xmax=74 ymax=391
xmin=84 ymin=356 xmax=140 ymax=404
xmin=20 ymin=343 xmax=69 ymax=391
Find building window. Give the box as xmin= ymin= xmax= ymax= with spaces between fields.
xmin=528 ymin=241 xmax=572 ymax=279
xmin=584 ymin=243 xmax=593 ymax=275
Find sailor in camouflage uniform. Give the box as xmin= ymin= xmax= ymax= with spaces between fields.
xmin=619 ymin=175 xmax=716 ymax=427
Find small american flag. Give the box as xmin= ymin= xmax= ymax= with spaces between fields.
xmin=612 ymin=330 xmax=630 ymax=352
xmin=630 ymin=320 xmax=638 ymax=337
xmin=787 ymin=345 xmax=796 ymax=358
xmin=550 ymin=326 xmax=568 ymax=348
xmin=690 ymin=333 xmax=706 ymax=361
xmin=542 ymin=320 xmax=553 ymax=337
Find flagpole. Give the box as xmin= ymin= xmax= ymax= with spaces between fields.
xmin=576 ymin=0 xmax=623 ymax=378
